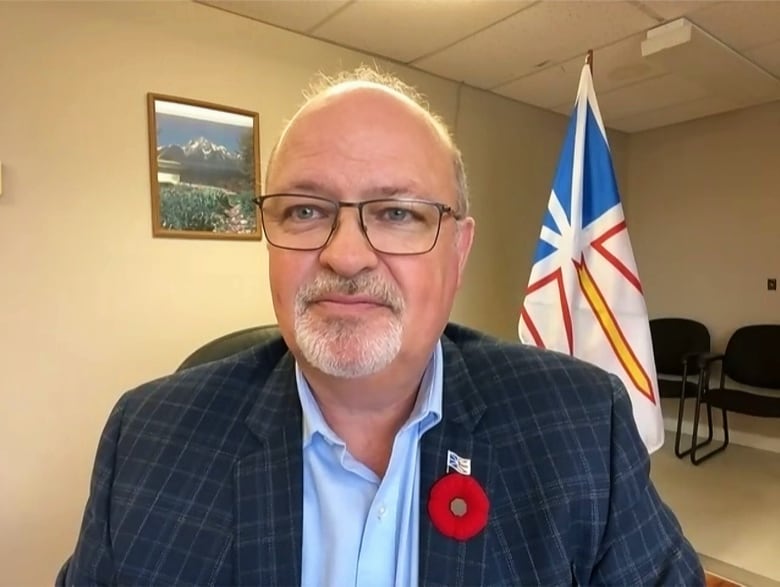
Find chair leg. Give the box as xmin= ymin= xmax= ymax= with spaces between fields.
xmin=673 ymin=390 xmax=688 ymax=458
xmin=674 ymin=373 xmax=714 ymax=459
xmin=691 ymin=408 xmax=729 ymax=465
xmin=675 ymin=399 xmax=714 ymax=458
xmin=704 ymin=402 xmax=714 ymax=443
xmin=691 ymin=367 xmax=729 ymax=465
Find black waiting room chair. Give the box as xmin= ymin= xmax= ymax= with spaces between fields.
xmin=176 ymin=325 xmax=281 ymax=372
xmin=649 ymin=317 xmax=712 ymax=459
xmin=690 ymin=324 xmax=780 ymax=464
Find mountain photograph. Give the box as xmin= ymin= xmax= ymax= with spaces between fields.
xmin=152 ymin=106 xmax=258 ymax=236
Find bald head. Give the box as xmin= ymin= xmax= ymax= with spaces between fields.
xmin=266 ymin=68 xmax=470 ymax=215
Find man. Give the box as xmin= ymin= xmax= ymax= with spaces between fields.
xmin=59 ymin=67 xmax=704 ymax=586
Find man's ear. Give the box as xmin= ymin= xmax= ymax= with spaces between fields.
xmin=454 ymin=217 xmax=475 ymax=289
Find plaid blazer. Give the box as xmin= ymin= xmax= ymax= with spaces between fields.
xmin=58 ymin=323 xmax=704 ymax=586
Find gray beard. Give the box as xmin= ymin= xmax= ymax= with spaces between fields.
xmin=294 ymin=309 xmax=403 ymax=378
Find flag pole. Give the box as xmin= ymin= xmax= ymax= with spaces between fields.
xmin=586 ymin=49 xmax=594 ymax=73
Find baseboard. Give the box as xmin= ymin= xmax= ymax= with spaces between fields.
xmin=663 ymin=416 xmax=780 ymax=455
xmin=699 ymin=554 xmax=780 ymax=587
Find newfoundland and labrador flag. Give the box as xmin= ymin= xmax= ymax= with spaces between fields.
xmin=519 ymin=63 xmax=664 ymax=453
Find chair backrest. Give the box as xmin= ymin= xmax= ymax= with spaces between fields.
xmin=176 ymin=324 xmax=281 ymax=372
xmin=649 ymin=317 xmax=710 ymax=376
xmin=723 ymin=324 xmax=780 ymax=389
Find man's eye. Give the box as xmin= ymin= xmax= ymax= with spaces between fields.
xmin=380 ymin=207 xmax=413 ymax=222
xmin=286 ymin=206 xmax=322 ymax=220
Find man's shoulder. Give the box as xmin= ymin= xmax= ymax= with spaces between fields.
xmin=443 ymin=322 xmax=617 ymax=420
xmin=114 ymin=336 xmax=290 ymax=447
xmin=444 ymin=322 xmax=614 ymax=387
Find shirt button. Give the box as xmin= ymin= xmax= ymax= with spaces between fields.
xmin=377 ymin=505 xmax=386 ymax=519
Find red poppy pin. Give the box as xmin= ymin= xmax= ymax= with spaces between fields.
xmin=427 ymin=472 xmax=489 ymax=541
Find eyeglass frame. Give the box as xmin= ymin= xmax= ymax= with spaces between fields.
xmin=252 ymin=193 xmax=465 ymax=255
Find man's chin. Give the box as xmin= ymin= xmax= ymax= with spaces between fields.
xmin=315 ymin=357 xmax=387 ymax=379
xmin=294 ymin=319 xmax=402 ymax=378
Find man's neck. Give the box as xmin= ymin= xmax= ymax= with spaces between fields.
xmin=299 ymin=357 xmax=430 ymax=477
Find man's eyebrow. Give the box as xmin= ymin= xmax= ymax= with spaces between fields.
xmin=272 ymin=182 xmax=424 ymax=199
xmin=363 ymin=185 xmax=421 ymax=198
xmin=275 ymin=180 xmax=331 ymax=196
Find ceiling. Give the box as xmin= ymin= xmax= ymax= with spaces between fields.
xmin=196 ymin=0 xmax=780 ymax=132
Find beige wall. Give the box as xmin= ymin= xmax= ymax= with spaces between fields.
xmin=625 ymin=100 xmax=780 ymax=443
xmin=625 ymin=100 xmax=780 ymax=350
xmin=0 ymin=2 xmax=578 ymax=583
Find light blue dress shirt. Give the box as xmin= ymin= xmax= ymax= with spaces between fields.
xmin=296 ymin=342 xmax=444 ymax=587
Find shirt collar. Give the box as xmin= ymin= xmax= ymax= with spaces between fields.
xmin=296 ymin=340 xmax=444 ymax=448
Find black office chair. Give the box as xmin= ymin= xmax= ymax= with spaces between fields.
xmin=691 ymin=324 xmax=780 ymax=464
xmin=176 ymin=324 xmax=281 ymax=372
xmin=649 ymin=317 xmax=712 ymax=459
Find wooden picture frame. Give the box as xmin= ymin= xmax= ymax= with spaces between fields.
xmin=147 ymin=93 xmax=261 ymax=240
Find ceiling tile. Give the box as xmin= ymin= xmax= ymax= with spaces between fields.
xmin=413 ymin=1 xmax=658 ymax=89
xmin=635 ymin=1 xmax=721 ymax=22
xmin=595 ymin=73 xmax=710 ymax=122
xmin=495 ymin=33 xmax=668 ymax=108
xmin=494 ymin=60 xmax=582 ymax=109
xmin=196 ymin=0 xmax=349 ymax=33
xmin=746 ymin=38 xmax=780 ymax=77
xmin=313 ymin=0 xmax=531 ymax=63
xmin=608 ymin=95 xmax=738 ymax=132
xmin=688 ymin=0 xmax=780 ymax=51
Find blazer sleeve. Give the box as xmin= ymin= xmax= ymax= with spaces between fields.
xmin=56 ymin=397 xmax=126 ymax=586
xmin=588 ymin=376 xmax=705 ymax=587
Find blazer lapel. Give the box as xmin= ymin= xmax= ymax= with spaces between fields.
xmin=234 ymin=352 xmax=304 ymax=587
xmin=419 ymin=422 xmax=495 ymax=586
xmin=418 ymin=335 xmax=516 ymax=587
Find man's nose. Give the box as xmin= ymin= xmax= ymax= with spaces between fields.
xmin=317 ymin=208 xmax=379 ymax=278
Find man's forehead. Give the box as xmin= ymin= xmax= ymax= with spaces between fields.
xmin=272 ymin=90 xmax=444 ymax=159
xmin=265 ymin=84 xmax=461 ymax=211
xmin=268 ymin=89 xmax=412 ymax=180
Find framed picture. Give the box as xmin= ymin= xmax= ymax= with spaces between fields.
xmin=147 ymin=93 xmax=262 ymax=240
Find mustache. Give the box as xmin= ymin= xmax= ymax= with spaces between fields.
xmin=296 ymin=272 xmax=405 ymax=313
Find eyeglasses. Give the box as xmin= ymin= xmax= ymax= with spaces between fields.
xmin=253 ymin=194 xmax=462 ymax=255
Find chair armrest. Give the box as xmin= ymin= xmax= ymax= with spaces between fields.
xmin=681 ymin=351 xmax=707 ymax=366
xmin=694 ymin=352 xmax=724 ymax=369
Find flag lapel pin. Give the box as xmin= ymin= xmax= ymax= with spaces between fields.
xmin=446 ymin=450 xmax=472 ymax=475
